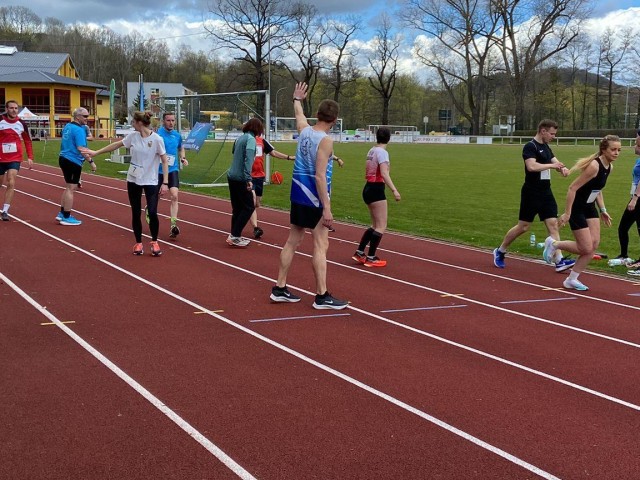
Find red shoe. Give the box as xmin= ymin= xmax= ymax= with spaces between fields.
xmin=352 ymin=251 xmax=366 ymax=264
xmin=364 ymin=256 xmax=386 ymax=267
xmin=149 ymin=241 xmax=162 ymax=256
xmin=132 ymin=243 xmax=144 ymax=255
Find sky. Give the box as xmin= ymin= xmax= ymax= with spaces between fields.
xmin=12 ymin=0 xmax=640 ymax=76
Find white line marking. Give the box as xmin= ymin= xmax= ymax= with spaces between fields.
xmin=0 ymin=271 xmax=256 ymax=480
xmin=250 ymin=313 xmax=351 ymax=323
xmin=381 ymin=305 xmax=468 ymax=313
xmin=5 ymin=218 xmax=560 ymax=479
xmin=500 ymin=298 xmax=577 ymax=305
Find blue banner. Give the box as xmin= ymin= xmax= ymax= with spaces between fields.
xmin=183 ymin=122 xmax=212 ymax=151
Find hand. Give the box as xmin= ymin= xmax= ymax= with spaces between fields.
xmin=246 ymin=181 xmax=253 ymax=191
xmin=601 ymin=211 xmax=612 ymax=227
xmin=293 ymin=82 xmax=308 ymax=101
xmin=26 ymin=158 xmax=33 ymax=170
xmin=79 ymin=146 xmax=95 ymax=157
xmin=393 ymin=190 xmax=401 ymax=201
xmin=335 ymin=157 xmax=344 ymax=167
xmin=322 ymin=208 xmax=333 ymax=229
xmin=181 ymin=157 xmax=189 ymax=166
xmin=90 ymin=162 xmax=97 ymax=172
xmin=628 ymin=200 xmax=637 ymax=211
xmin=159 ymin=184 xmax=169 ymax=196
xmin=558 ymin=212 xmax=569 ymax=227
xmin=559 ymin=167 xmax=569 ymax=177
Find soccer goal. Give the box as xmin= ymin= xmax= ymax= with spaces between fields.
xmin=158 ymin=90 xmax=269 ymax=187
xmin=368 ymin=125 xmax=419 ymax=143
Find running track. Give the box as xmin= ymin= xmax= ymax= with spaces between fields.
xmin=2 ymin=164 xmax=640 ymax=479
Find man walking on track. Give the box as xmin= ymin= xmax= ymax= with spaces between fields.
xmin=56 ymin=107 xmax=96 ymax=225
xmin=493 ymin=119 xmax=575 ymax=272
xmin=270 ymin=82 xmax=348 ymax=310
xmin=157 ymin=112 xmax=188 ymax=238
xmin=0 ymin=100 xmax=33 ymax=221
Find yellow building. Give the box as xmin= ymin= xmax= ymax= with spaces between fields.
xmin=0 ymin=45 xmax=113 ymax=138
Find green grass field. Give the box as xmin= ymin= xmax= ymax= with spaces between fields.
xmin=32 ymin=138 xmax=638 ymax=272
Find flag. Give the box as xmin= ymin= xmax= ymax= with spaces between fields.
xmin=138 ymin=74 xmax=145 ymax=111
xmin=183 ymin=122 xmax=212 ymax=152
xmin=109 ymin=78 xmax=115 ymax=135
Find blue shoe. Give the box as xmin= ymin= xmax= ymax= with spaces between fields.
xmin=493 ymin=248 xmax=505 ymax=268
xmin=563 ymin=277 xmax=588 ymax=291
xmin=55 ymin=212 xmax=63 ymax=222
xmin=59 ymin=215 xmax=82 ymax=226
xmin=542 ymin=236 xmax=557 ymax=264
xmin=555 ymin=257 xmax=575 ymax=273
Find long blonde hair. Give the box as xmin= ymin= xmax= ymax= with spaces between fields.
xmin=570 ymin=134 xmax=620 ymax=174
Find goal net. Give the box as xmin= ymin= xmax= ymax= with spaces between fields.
xmin=157 ymin=90 xmax=268 ymax=187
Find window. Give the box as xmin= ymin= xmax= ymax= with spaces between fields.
xmin=97 ymin=99 xmax=103 ymax=105
xmin=0 ymin=88 xmax=5 ymax=108
xmin=80 ymin=91 xmax=95 ymax=115
xmin=22 ymin=88 xmax=50 ymax=114
xmin=54 ymin=89 xmax=71 ymax=114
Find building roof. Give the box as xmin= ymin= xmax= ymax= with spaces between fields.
xmin=0 ymin=49 xmax=73 ymax=75
xmin=0 ymin=70 xmax=106 ymax=88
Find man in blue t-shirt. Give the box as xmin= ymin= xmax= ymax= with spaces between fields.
xmin=157 ymin=113 xmax=188 ymax=238
xmin=56 ymin=107 xmax=96 ymax=225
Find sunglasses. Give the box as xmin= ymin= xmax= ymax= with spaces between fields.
xmin=81 ymin=115 xmax=89 ymax=118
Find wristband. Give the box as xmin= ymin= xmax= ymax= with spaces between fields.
xmin=634 ymin=194 xmax=639 ymax=198
xmin=88 ymin=159 xmax=94 ymax=164
xmin=293 ymin=97 xmax=302 ymax=102
xmin=162 ymin=182 xmax=168 ymax=186
xmin=600 ymin=207 xmax=607 ymax=213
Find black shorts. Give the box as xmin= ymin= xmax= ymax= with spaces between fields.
xmin=290 ymin=202 xmax=323 ymax=229
xmin=59 ymin=156 xmax=82 ymax=185
xmin=362 ymin=182 xmax=386 ymax=204
xmin=518 ymin=184 xmax=557 ymax=222
xmin=252 ymin=176 xmax=265 ymax=197
xmin=158 ymin=171 xmax=180 ymax=189
xmin=0 ymin=161 xmax=20 ymax=175
xmin=569 ymin=203 xmax=599 ymax=230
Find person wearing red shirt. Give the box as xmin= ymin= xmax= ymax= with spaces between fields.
xmin=0 ymin=100 xmax=33 ymax=221
xmin=249 ymin=134 xmax=294 ymax=238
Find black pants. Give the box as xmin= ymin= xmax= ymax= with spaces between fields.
xmin=127 ymin=182 xmax=159 ymax=242
xmin=618 ymin=203 xmax=640 ymax=257
xmin=228 ymin=178 xmax=255 ymax=237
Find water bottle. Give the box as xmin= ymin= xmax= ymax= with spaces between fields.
xmin=608 ymin=258 xmax=625 ymax=266
xmin=529 ymin=234 xmax=536 ymax=246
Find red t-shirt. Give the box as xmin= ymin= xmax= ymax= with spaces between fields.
xmin=251 ymin=136 xmax=275 ymax=178
xmin=0 ymin=114 xmax=33 ymax=163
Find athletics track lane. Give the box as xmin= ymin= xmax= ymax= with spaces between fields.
xmin=2 ymin=165 xmax=640 ymax=478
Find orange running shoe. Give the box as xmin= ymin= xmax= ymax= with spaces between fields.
xmin=149 ymin=241 xmax=162 ymax=257
xmin=133 ymin=243 xmax=144 ymax=255
xmin=364 ymin=256 xmax=386 ymax=267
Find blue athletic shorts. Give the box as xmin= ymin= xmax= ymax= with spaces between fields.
xmin=0 ymin=161 xmax=21 ymax=175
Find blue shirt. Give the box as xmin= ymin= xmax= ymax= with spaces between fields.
xmin=157 ymin=127 xmax=182 ymax=173
xmin=60 ymin=122 xmax=87 ymax=166
xmin=290 ymin=126 xmax=333 ymax=208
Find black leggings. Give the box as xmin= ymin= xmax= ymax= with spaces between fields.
xmin=127 ymin=182 xmax=159 ymax=242
xmin=228 ymin=178 xmax=255 ymax=237
xmin=618 ymin=203 xmax=640 ymax=257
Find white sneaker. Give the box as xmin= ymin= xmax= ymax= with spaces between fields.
xmin=542 ymin=236 xmax=557 ymax=264
xmin=563 ymin=277 xmax=589 ymax=291
xmin=226 ymin=235 xmax=250 ymax=247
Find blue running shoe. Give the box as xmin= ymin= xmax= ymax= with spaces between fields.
xmin=563 ymin=277 xmax=588 ymax=291
xmin=55 ymin=212 xmax=63 ymax=222
xmin=493 ymin=248 xmax=505 ymax=268
xmin=59 ymin=215 xmax=82 ymax=226
xmin=555 ymin=257 xmax=575 ymax=273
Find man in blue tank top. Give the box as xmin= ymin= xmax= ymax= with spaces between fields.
xmin=270 ymin=82 xmax=348 ymax=310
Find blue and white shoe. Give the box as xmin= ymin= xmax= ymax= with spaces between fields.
xmin=542 ymin=236 xmax=557 ymax=264
xmin=59 ymin=215 xmax=82 ymax=226
xmin=555 ymin=257 xmax=575 ymax=273
xmin=492 ymin=248 xmax=506 ymax=268
xmin=55 ymin=212 xmax=63 ymax=222
xmin=563 ymin=277 xmax=588 ymax=291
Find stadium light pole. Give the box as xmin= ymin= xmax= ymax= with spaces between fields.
xmin=275 ymin=87 xmax=286 ymax=140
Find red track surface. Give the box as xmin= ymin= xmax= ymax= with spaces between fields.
xmin=3 ymin=164 xmax=640 ymax=479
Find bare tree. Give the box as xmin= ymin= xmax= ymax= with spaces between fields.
xmin=559 ymin=34 xmax=592 ymax=129
xmin=204 ymin=0 xmax=296 ymax=91
xmin=0 ymin=6 xmax=41 ymax=35
xmin=492 ymin=0 xmax=590 ymax=130
xmin=283 ymin=4 xmax=333 ymax=114
xmin=401 ymin=0 xmax=501 ymax=134
xmin=598 ymin=27 xmax=632 ymax=128
xmin=326 ymin=15 xmax=362 ymax=103
xmin=367 ymin=13 xmax=401 ymax=125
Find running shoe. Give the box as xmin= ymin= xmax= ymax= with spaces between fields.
xmin=364 ymin=256 xmax=387 ymax=267
xmin=226 ymin=235 xmax=250 ymax=247
xmin=149 ymin=241 xmax=162 ymax=257
xmin=253 ymin=227 xmax=264 ymax=239
xmin=492 ymin=248 xmax=505 ymax=268
xmin=627 ymin=269 xmax=640 ymax=277
xmin=169 ymin=224 xmax=180 ymax=238
xmin=542 ymin=236 xmax=557 ymax=264
xmin=59 ymin=215 xmax=82 ymax=226
xmin=555 ymin=257 xmax=575 ymax=273
xmin=133 ymin=243 xmax=144 ymax=255
xmin=313 ymin=292 xmax=348 ymax=310
xmin=55 ymin=212 xmax=63 ymax=222
xmin=352 ymin=251 xmax=366 ymax=264
xmin=563 ymin=277 xmax=589 ymax=291
xmin=270 ymin=286 xmax=301 ymax=303
xmin=145 ymin=206 xmax=150 ymax=225
xmin=627 ymin=259 xmax=640 ymax=269
xmin=0 ymin=211 xmax=8 ymax=221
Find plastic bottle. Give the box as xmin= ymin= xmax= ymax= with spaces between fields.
xmin=529 ymin=234 xmax=536 ymax=246
xmin=608 ymin=258 xmax=625 ymax=266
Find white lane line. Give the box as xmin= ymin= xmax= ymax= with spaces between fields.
xmin=381 ymin=305 xmax=468 ymax=313
xmin=0 ymin=271 xmax=256 ymax=480
xmin=6 ymin=218 xmax=560 ymax=479
xmin=500 ymin=298 xmax=577 ymax=305
xmin=250 ymin=313 xmax=351 ymax=323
